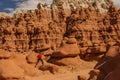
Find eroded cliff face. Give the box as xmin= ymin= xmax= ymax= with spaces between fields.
xmin=0 ymin=0 xmax=120 ymax=57
xmin=0 ymin=0 xmax=120 ymax=80
xmin=53 ymin=0 xmax=113 ymax=13
xmin=66 ymin=5 xmax=120 ymax=58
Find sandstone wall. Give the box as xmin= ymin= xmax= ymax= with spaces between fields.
xmin=0 ymin=0 xmax=120 ymax=56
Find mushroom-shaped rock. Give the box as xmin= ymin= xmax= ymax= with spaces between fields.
xmin=66 ymin=37 xmax=77 ymax=44
xmin=52 ymin=43 xmax=80 ymax=57
xmin=49 ymin=56 xmax=81 ymax=66
xmin=26 ymin=52 xmax=38 ymax=64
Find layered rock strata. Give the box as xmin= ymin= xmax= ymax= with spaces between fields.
xmin=0 ymin=0 xmax=120 ymax=58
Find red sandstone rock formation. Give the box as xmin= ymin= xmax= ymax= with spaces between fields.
xmin=0 ymin=0 xmax=118 ymax=57
xmin=88 ymin=45 xmax=120 ymax=80
xmin=0 ymin=0 xmax=120 ymax=80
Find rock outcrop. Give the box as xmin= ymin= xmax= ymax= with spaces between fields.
xmin=0 ymin=60 xmax=24 ymax=80
xmin=0 ymin=0 xmax=120 ymax=59
xmin=53 ymin=0 xmax=113 ymax=13
xmin=0 ymin=12 xmax=9 ymax=18
xmin=49 ymin=55 xmax=81 ymax=66
xmin=0 ymin=49 xmax=11 ymax=59
xmin=0 ymin=0 xmax=120 ymax=80
xmin=51 ymin=37 xmax=80 ymax=57
xmin=88 ymin=45 xmax=120 ymax=80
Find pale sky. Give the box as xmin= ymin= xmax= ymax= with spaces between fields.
xmin=0 ymin=0 xmax=120 ymax=14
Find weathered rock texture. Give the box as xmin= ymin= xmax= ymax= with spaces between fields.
xmin=0 ymin=0 xmax=120 ymax=80
xmin=88 ymin=45 xmax=120 ymax=80
xmin=0 ymin=60 xmax=24 ymax=80
xmin=0 ymin=0 xmax=120 ymax=58
xmin=53 ymin=0 xmax=113 ymax=13
xmin=0 ymin=12 xmax=9 ymax=18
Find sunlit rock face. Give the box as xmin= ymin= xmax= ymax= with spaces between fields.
xmin=0 ymin=12 xmax=9 ymax=18
xmin=0 ymin=0 xmax=120 ymax=59
xmin=53 ymin=0 xmax=113 ymax=13
xmin=1 ymin=0 xmax=120 ymax=80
